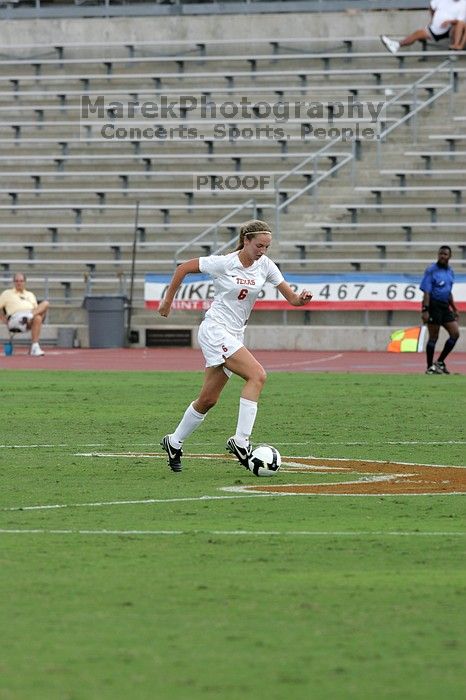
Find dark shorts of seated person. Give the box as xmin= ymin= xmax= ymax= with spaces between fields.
xmin=427 ymin=27 xmax=451 ymax=42
xmin=427 ymin=299 xmax=456 ymax=326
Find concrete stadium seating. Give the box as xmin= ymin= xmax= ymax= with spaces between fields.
xmin=0 ymin=35 xmax=464 ymax=343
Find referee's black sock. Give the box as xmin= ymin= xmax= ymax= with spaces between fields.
xmin=426 ymin=340 xmax=436 ymax=368
xmin=437 ymin=337 xmax=457 ymax=363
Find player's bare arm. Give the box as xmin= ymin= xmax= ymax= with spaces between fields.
xmin=277 ymin=281 xmax=312 ymax=307
xmin=158 ymin=258 xmax=201 ymax=317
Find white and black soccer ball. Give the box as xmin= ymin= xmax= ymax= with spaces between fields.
xmin=248 ymin=444 xmax=281 ymax=477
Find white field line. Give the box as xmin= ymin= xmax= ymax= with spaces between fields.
xmin=1 ymin=452 xmax=463 ymax=513
xmin=1 ymin=440 xmax=466 ymax=449
xmin=73 ymin=451 xmax=465 ymax=471
xmin=1 ymin=493 xmax=275 ymax=512
xmin=74 ymin=452 xmax=234 ymax=460
xmin=73 ymin=453 xmax=347 ymax=471
xmin=4 ymin=481 xmax=465 ymax=513
xmin=0 ymin=443 xmax=102 ymax=449
xmin=263 ymin=353 xmax=343 ymax=369
xmin=0 ymin=529 xmax=464 ymax=537
xmin=311 ymin=441 xmax=466 ymax=446
xmin=0 ymin=474 xmax=412 ymax=513
xmin=220 ymin=473 xmax=413 ymax=492
xmin=222 ymin=485 xmax=466 ymax=497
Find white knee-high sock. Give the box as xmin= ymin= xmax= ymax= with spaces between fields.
xmin=235 ymin=397 xmax=257 ymax=446
xmin=171 ymin=403 xmax=205 ymax=447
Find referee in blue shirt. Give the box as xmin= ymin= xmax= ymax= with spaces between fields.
xmin=420 ymin=245 xmax=460 ymax=374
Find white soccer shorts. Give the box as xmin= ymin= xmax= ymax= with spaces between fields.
xmin=7 ymin=310 xmax=33 ymax=333
xmin=197 ymin=318 xmax=244 ymax=377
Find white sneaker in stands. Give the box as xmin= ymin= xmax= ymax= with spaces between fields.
xmin=30 ymin=343 xmax=45 ymax=356
xmin=380 ymin=35 xmax=400 ymax=55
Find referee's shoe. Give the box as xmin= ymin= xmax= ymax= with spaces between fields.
xmin=161 ymin=435 xmax=183 ymax=472
xmin=425 ymin=364 xmax=443 ymax=375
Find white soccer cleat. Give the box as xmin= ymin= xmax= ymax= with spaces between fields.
xmin=380 ymin=35 xmax=400 ymax=55
xmin=30 ymin=342 xmax=45 ymax=356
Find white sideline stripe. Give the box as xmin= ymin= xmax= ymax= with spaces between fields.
xmin=314 ymin=441 xmax=466 ymax=446
xmin=1 ymin=493 xmax=273 ymax=512
xmin=1 ymin=440 xmax=465 ymax=449
xmin=74 ymin=452 xmax=235 ymax=460
xmin=264 ymin=353 xmax=343 ymax=369
xmin=0 ymin=529 xmax=464 ymax=537
xmin=0 ymin=443 xmax=102 ymax=449
xmin=0 ymin=443 xmax=69 ymax=449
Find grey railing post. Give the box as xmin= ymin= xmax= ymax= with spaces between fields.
xmin=312 ymin=153 xmax=318 ymax=213
xmin=412 ymin=84 xmax=418 ymax=144
xmin=448 ymin=56 xmax=455 ymax=116
xmin=350 ymin=139 xmax=356 ymax=189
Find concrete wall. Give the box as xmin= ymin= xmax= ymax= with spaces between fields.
xmin=3 ymin=323 xmax=464 ymax=352
xmin=128 ymin=324 xmax=465 ymax=352
xmin=0 ymin=9 xmax=425 ymax=50
xmin=244 ymin=325 xmax=466 ymax=352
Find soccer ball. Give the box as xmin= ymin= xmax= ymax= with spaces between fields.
xmin=248 ymin=444 xmax=281 ymax=477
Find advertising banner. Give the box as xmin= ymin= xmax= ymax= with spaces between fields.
xmin=145 ymin=273 xmax=466 ymax=311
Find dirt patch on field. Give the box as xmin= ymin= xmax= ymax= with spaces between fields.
xmin=246 ymin=457 xmax=466 ymax=495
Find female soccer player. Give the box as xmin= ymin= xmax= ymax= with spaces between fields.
xmin=158 ymin=219 xmax=312 ymax=472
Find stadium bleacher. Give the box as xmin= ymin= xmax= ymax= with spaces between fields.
xmin=0 ymin=5 xmax=464 ymax=347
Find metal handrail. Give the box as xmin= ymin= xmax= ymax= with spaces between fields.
xmin=379 ymin=58 xmax=452 ymax=113
xmin=376 ymin=58 xmax=455 ymax=165
xmin=174 ymin=198 xmax=256 ymax=266
xmin=173 ymin=58 xmax=455 ymax=258
xmin=274 ymin=58 xmax=455 ymax=239
xmin=274 ymin=137 xmax=355 ymax=240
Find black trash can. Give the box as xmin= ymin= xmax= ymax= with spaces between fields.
xmin=83 ymin=295 xmax=128 ymax=348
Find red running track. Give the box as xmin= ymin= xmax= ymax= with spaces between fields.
xmin=1 ymin=348 xmax=465 ymax=373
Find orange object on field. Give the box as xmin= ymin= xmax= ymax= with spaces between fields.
xmin=387 ymin=326 xmax=427 ymax=353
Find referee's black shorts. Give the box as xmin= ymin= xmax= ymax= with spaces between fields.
xmin=428 ymin=299 xmax=456 ymax=326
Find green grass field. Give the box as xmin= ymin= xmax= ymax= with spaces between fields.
xmin=1 ymin=371 xmax=465 ymax=700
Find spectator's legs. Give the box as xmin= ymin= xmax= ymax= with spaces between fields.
xmin=27 ymin=300 xmax=49 ymax=344
xmin=460 ymin=22 xmax=466 ymax=49
xmin=30 ymin=315 xmax=43 ymax=344
xmin=450 ymin=21 xmax=466 ymax=49
xmin=399 ymin=28 xmax=430 ymax=47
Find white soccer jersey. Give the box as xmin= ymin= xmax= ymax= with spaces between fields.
xmin=199 ymin=251 xmax=284 ymax=333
